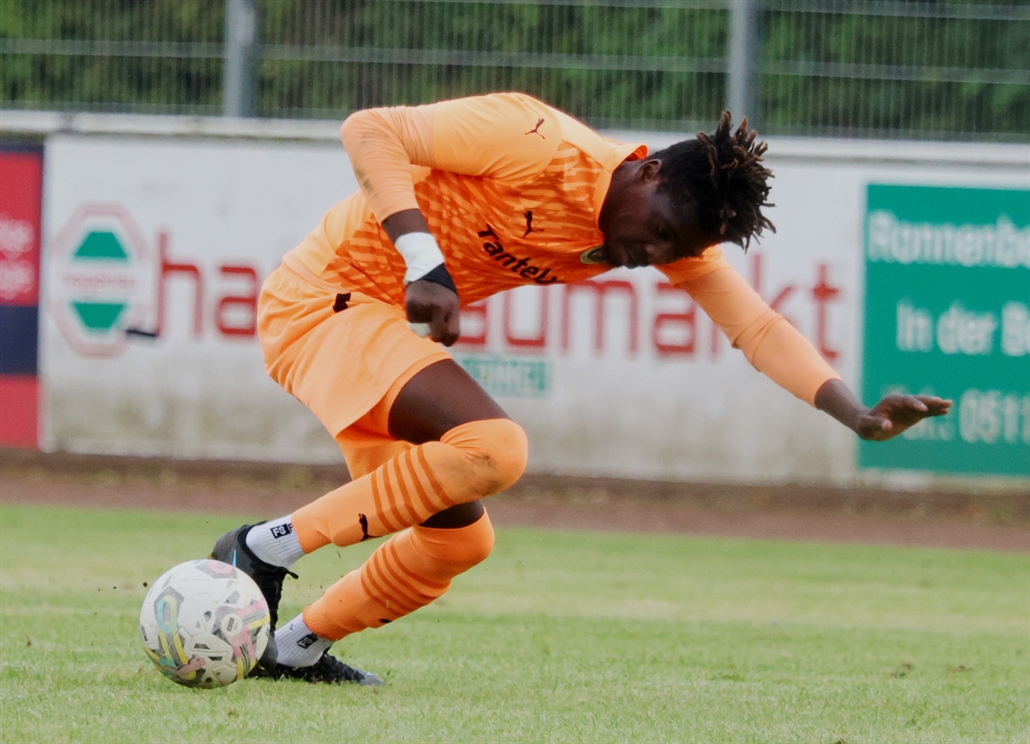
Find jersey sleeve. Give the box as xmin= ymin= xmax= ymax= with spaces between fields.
xmin=656 ymin=245 xmax=736 ymax=285
xmin=340 ymin=93 xmax=561 ymax=224
xmin=662 ymin=251 xmax=841 ymax=406
xmin=339 ymin=103 xmax=434 ymax=223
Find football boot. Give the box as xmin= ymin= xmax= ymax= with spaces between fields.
xmin=209 ymin=523 xmax=296 ymax=673
xmin=251 ymin=652 xmax=384 ymax=686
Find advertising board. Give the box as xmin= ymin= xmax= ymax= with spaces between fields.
xmin=41 ymin=136 xmax=356 ymax=463
xmin=36 ymin=128 xmax=1030 ymax=485
xmin=860 ymin=185 xmax=1030 ymax=477
xmin=0 ymin=144 xmax=43 ymax=448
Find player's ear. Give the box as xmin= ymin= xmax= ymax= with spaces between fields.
xmin=638 ymin=158 xmax=663 ymax=183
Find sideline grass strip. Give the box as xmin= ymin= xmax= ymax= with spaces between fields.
xmin=1 ymin=504 xmax=1027 ymax=743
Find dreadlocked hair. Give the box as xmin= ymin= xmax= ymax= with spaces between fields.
xmin=653 ymin=111 xmax=775 ymax=250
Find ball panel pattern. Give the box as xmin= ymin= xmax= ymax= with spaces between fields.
xmin=139 ymin=559 xmax=271 ymax=688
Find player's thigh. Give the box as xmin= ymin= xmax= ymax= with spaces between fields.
xmin=387 ymin=359 xmax=509 ymax=444
xmin=272 ymin=294 xmax=449 ymax=444
xmin=387 ymin=359 xmax=507 ymax=529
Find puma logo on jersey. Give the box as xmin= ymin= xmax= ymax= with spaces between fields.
xmin=478 ymin=225 xmax=559 ymax=284
xmin=524 ymin=118 xmax=546 ymax=138
xmin=522 ymin=210 xmax=543 ymax=238
xmin=332 ymin=292 xmax=351 ymax=312
xmin=358 ymin=513 xmax=373 ymax=541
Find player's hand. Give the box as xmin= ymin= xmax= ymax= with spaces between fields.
xmin=853 ymin=394 xmax=952 ymax=441
xmin=406 ymin=279 xmax=460 ymax=346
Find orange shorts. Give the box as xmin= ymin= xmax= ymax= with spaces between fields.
xmin=257 ymin=258 xmax=451 ymax=469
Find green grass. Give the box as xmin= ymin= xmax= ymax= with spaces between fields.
xmin=1 ymin=504 xmax=1028 ymax=743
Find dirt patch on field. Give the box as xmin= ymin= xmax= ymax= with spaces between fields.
xmin=1 ymin=449 xmax=1027 ymax=552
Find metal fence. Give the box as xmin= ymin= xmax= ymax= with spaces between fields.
xmin=2 ymin=0 xmax=1027 ymax=141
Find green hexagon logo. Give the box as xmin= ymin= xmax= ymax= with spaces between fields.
xmin=48 ymin=205 xmax=152 ymax=357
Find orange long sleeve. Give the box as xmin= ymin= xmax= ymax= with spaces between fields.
xmin=339 ymin=93 xmax=563 ymax=224
xmin=339 ymin=104 xmax=435 ymax=222
xmin=293 ymin=93 xmax=645 ymax=296
xmin=666 ymin=255 xmax=840 ymax=406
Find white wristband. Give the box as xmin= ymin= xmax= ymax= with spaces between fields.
xmin=394 ymin=232 xmax=445 ymax=285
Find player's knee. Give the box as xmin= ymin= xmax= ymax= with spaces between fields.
xmin=461 ymin=513 xmax=496 ymax=568
xmin=414 ymin=512 xmax=495 ymax=574
xmin=446 ymin=515 xmax=495 ymax=571
xmin=442 ymin=418 xmax=528 ymax=495
xmin=481 ymin=418 xmax=528 ymax=492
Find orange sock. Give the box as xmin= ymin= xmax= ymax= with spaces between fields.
xmin=303 ymin=512 xmax=496 ymax=640
xmin=291 ymin=418 xmax=527 ymax=551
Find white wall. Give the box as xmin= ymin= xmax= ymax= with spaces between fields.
xmin=19 ymin=111 xmax=1027 ymax=485
xmin=41 ymin=134 xmax=353 ymax=463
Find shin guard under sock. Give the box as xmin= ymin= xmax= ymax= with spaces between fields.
xmin=291 ymin=418 xmax=526 ymax=552
xmin=302 ymin=513 xmax=496 ymax=640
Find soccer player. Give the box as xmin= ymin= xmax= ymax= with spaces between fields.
xmin=210 ymin=93 xmax=951 ymax=684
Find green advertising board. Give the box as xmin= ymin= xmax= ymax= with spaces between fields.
xmin=860 ymin=184 xmax=1030 ymax=477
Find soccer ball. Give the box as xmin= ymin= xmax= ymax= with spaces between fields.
xmin=139 ymin=559 xmax=270 ymax=688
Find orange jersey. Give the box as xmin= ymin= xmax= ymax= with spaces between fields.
xmin=281 ymin=92 xmax=839 ymax=405
xmin=286 ymin=92 xmax=727 ymax=306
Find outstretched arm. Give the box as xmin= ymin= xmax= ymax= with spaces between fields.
xmin=671 ymin=258 xmax=840 ymax=406
xmin=814 ymin=378 xmax=952 ymax=441
xmin=666 ymin=255 xmax=953 ymax=439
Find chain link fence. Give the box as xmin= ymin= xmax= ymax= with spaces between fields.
xmin=2 ymin=0 xmax=1027 ymax=140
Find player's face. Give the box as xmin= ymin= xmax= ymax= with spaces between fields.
xmin=599 ymin=159 xmax=712 ymax=268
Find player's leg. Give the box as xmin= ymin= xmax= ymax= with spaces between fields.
xmin=243 ymin=360 xmax=526 ymax=680
xmin=280 ymin=510 xmax=495 ymax=650
xmin=282 ymin=366 xmax=523 ymax=551
xmin=387 ymin=358 xmax=498 ymax=527
xmin=334 ymin=398 xmax=490 ymax=531
xmin=214 ymin=269 xmax=526 ymax=681
xmin=275 ymin=360 xmax=510 ymax=666
xmin=212 ymin=357 xmax=518 ymax=587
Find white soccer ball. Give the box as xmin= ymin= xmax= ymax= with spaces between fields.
xmin=139 ymin=558 xmax=271 ymax=688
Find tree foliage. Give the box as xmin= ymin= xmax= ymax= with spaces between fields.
xmin=1 ymin=0 xmax=1026 ymax=139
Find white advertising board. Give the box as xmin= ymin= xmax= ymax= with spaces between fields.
xmin=42 ymin=135 xmax=354 ymax=463
xmin=38 ymin=127 xmax=1029 ymax=484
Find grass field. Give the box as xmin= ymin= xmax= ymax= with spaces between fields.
xmin=1 ymin=503 xmax=1027 ymax=743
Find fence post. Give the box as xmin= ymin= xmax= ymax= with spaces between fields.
xmin=223 ymin=0 xmax=258 ymax=118
xmin=727 ymin=0 xmax=759 ymax=127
